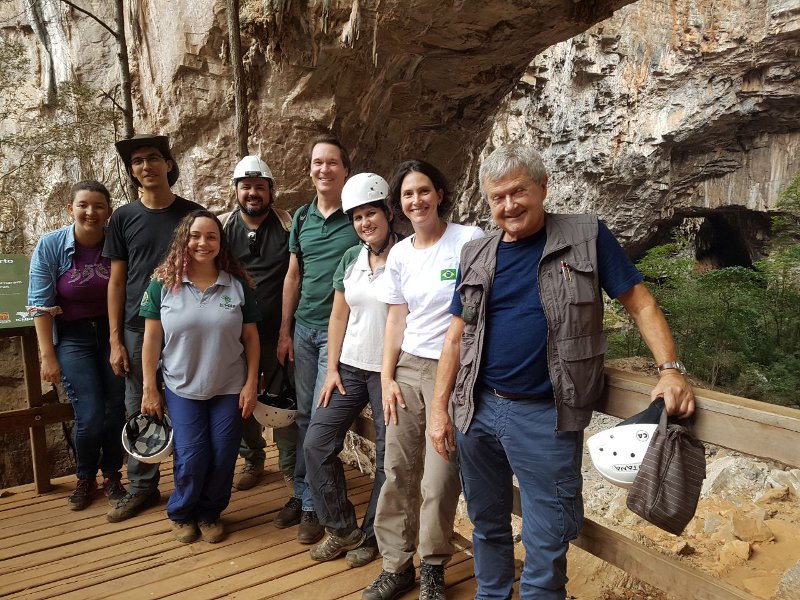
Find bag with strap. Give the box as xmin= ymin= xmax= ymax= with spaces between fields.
xmin=626 ymin=407 xmax=706 ymax=535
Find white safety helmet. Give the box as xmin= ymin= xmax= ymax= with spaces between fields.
xmin=587 ymin=423 xmax=658 ymax=489
xmin=341 ymin=172 xmax=390 ymax=214
xmin=233 ymin=155 xmax=273 ymax=183
xmin=252 ymin=390 xmax=297 ymax=429
xmin=122 ymin=412 xmax=174 ymax=464
xmin=587 ymin=398 xmax=665 ymax=489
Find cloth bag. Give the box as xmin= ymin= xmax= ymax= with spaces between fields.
xmin=626 ymin=408 xmax=706 ymax=535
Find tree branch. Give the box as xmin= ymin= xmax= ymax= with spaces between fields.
xmin=59 ymin=0 xmax=118 ymax=39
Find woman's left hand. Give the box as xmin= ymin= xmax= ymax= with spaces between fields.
xmin=240 ymin=382 xmax=258 ymax=419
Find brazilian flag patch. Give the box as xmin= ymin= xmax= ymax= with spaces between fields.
xmin=440 ymin=268 xmax=456 ymax=281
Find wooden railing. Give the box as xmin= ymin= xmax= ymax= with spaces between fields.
xmin=0 ymin=327 xmax=74 ymax=494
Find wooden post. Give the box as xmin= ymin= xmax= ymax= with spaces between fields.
xmin=19 ymin=328 xmax=51 ymax=494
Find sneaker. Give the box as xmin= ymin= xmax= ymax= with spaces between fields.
xmin=233 ymin=461 xmax=264 ymax=490
xmin=198 ymin=520 xmax=225 ymax=543
xmin=67 ymin=477 xmax=97 ymax=511
xmin=297 ymin=510 xmax=325 ymax=544
xmin=419 ymin=562 xmax=445 ymax=600
xmin=172 ymin=520 xmax=199 ymax=543
xmin=310 ymin=528 xmax=366 ymax=561
xmin=274 ymin=496 xmax=302 ymax=528
xmin=346 ymin=541 xmax=380 ymax=568
xmin=106 ymin=489 xmax=160 ymax=523
xmin=102 ymin=475 xmax=127 ymax=504
xmin=362 ymin=566 xmax=416 ymax=600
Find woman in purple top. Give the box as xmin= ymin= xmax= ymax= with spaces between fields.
xmin=28 ymin=181 xmax=127 ymax=511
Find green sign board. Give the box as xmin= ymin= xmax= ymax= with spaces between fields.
xmin=0 ymin=254 xmax=33 ymax=329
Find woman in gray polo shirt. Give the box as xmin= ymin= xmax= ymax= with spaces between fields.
xmin=140 ymin=209 xmax=261 ymax=544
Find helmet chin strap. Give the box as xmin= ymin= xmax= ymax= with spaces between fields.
xmin=363 ymin=231 xmax=394 ymax=256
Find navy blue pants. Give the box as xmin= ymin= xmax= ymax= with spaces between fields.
xmin=456 ymin=389 xmax=584 ymax=600
xmin=164 ymin=388 xmax=242 ymax=523
xmin=304 ymin=364 xmax=386 ymax=541
xmin=56 ymin=318 xmax=126 ymax=480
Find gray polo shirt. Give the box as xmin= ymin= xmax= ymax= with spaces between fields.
xmin=139 ymin=271 xmax=261 ymax=400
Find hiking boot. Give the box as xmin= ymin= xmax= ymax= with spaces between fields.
xmin=419 ymin=562 xmax=445 ymax=600
xmin=274 ymin=496 xmax=302 ymax=528
xmin=233 ymin=461 xmax=264 ymax=490
xmin=198 ymin=520 xmax=225 ymax=543
xmin=67 ymin=477 xmax=97 ymax=511
xmin=362 ymin=566 xmax=416 ymax=600
xmin=346 ymin=541 xmax=380 ymax=568
xmin=102 ymin=475 xmax=127 ymax=504
xmin=106 ymin=489 xmax=160 ymax=523
xmin=310 ymin=527 xmax=366 ymax=561
xmin=297 ymin=510 xmax=325 ymax=544
xmin=172 ymin=520 xmax=199 ymax=543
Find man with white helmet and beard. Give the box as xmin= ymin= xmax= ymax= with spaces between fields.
xmin=219 ymin=156 xmax=298 ymax=513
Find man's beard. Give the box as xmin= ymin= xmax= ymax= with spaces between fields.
xmin=239 ymin=199 xmax=271 ymax=217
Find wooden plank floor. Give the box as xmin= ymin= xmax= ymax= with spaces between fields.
xmin=0 ymin=445 xmax=486 ymax=599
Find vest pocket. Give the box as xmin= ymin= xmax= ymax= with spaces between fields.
xmin=556 ymin=332 xmax=607 ymax=408
xmin=564 ymin=260 xmax=597 ymax=304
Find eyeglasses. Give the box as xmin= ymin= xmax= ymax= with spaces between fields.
xmin=130 ymin=154 xmax=165 ymax=167
xmin=248 ymin=230 xmax=259 ymax=257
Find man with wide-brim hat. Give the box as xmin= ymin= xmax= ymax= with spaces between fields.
xmin=103 ymin=133 xmax=203 ymax=522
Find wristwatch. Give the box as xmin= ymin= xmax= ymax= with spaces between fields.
xmin=658 ymin=360 xmax=687 ymax=375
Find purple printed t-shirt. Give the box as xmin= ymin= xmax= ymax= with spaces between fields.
xmin=56 ymin=242 xmax=111 ymax=321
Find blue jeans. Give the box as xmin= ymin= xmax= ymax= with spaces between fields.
xmin=164 ymin=388 xmax=243 ymax=523
xmin=304 ymin=364 xmax=386 ymax=541
xmin=456 ymin=389 xmax=584 ymax=600
xmin=292 ymin=321 xmax=328 ymax=511
xmin=56 ymin=318 xmax=126 ymax=480
xmin=123 ymin=328 xmax=161 ymax=493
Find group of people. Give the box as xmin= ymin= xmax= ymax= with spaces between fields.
xmin=28 ymin=131 xmax=695 ymax=600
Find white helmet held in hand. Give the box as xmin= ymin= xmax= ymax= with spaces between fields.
xmin=122 ymin=412 xmax=174 ymax=464
xmin=341 ymin=172 xmax=390 ymax=214
xmin=587 ymin=399 xmax=665 ymax=489
xmin=233 ymin=155 xmax=273 ymax=183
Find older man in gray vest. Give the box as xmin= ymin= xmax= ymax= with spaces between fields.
xmin=429 ymin=144 xmax=695 ymax=600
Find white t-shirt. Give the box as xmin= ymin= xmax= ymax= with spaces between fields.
xmin=379 ymin=222 xmax=483 ymax=359
xmin=333 ymin=245 xmax=388 ymax=372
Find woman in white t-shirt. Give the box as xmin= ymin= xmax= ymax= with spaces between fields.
xmin=364 ymin=160 xmax=483 ymax=600
xmin=304 ymin=173 xmax=400 ymax=568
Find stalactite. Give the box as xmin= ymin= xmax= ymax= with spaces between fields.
xmin=23 ymin=0 xmax=56 ymax=105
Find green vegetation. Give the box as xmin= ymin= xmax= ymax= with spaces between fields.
xmin=607 ymin=176 xmax=800 ymax=408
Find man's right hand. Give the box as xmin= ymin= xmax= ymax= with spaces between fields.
xmin=276 ymin=331 xmax=294 ymax=366
xmin=428 ymin=407 xmax=456 ymax=462
xmin=110 ymin=340 xmax=130 ymax=377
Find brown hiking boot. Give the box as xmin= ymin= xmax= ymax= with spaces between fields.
xmin=102 ymin=475 xmax=127 ymax=504
xmin=297 ymin=510 xmax=325 ymax=544
xmin=68 ymin=477 xmax=97 ymax=511
xmin=310 ymin=528 xmax=366 ymax=561
xmin=233 ymin=462 xmax=264 ymax=490
xmin=274 ymin=496 xmax=302 ymax=528
xmin=106 ymin=489 xmax=160 ymax=523
xmin=172 ymin=521 xmax=199 ymax=544
xmin=198 ymin=520 xmax=225 ymax=543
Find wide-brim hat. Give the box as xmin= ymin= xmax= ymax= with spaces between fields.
xmin=115 ymin=133 xmax=180 ymax=187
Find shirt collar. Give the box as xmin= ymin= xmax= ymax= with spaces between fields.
xmin=181 ymin=270 xmax=233 ymax=287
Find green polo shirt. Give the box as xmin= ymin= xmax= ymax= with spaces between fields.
xmin=289 ymin=198 xmax=359 ymax=330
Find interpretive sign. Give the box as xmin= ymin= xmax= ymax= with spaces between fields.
xmin=0 ymin=254 xmax=33 ymax=329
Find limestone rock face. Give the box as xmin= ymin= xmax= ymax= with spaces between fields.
xmin=463 ymin=0 xmax=800 ymax=257
xmin=4 ymin=0 xmax=633 ymax=251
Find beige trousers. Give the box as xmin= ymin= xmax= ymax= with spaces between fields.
xmin=374 ymin=351 xmax=461 ymax=573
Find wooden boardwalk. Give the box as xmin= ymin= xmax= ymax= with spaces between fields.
xmin=0 ymin=446 xmax=487 ymax=599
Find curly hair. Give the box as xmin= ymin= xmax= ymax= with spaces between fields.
xmin=152 ymin=209 xmax=254 ymax=291
xmin=388 ymin=159 xmax=452 ymax=222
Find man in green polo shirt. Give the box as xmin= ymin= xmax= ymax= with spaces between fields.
xmin=276 ymin=135 xmax=359 ymax=543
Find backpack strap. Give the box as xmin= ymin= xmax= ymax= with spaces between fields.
xmin=293 ymin=202 xmax=312 ymax=279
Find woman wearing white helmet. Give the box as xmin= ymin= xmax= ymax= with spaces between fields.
xmin=303 ymin=172 xmax=399 ymax=568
